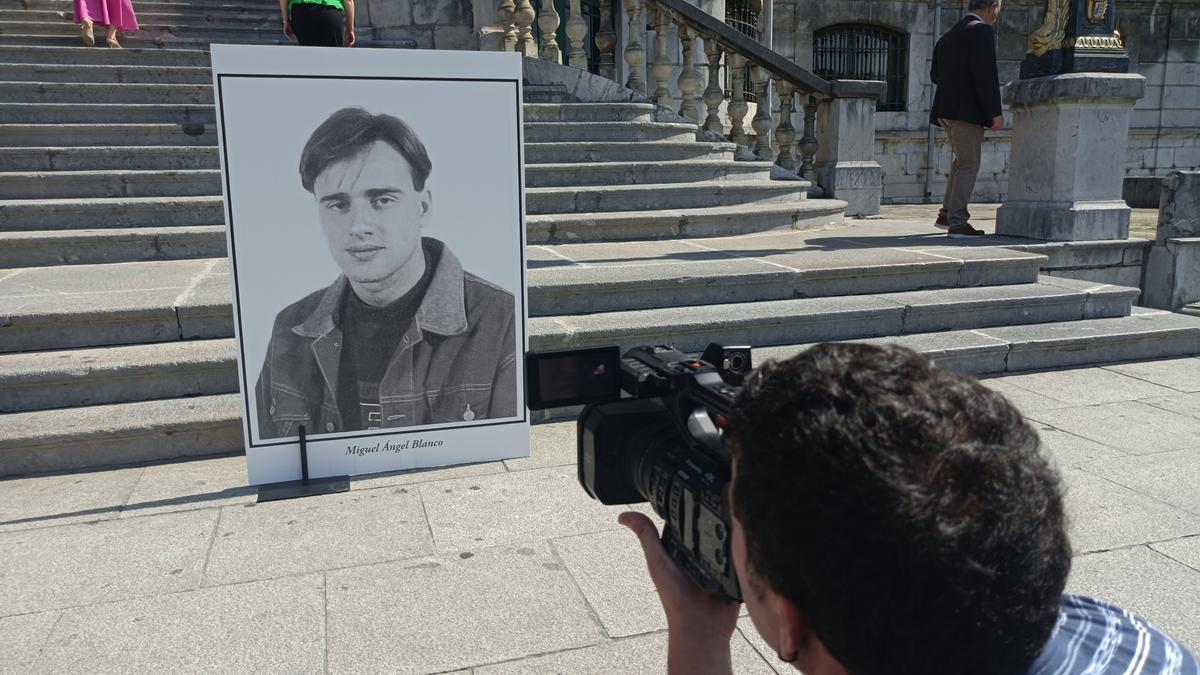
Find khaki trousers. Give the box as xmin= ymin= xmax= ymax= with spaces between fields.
xmin=939 ymin=119 xmax=985 ymax=228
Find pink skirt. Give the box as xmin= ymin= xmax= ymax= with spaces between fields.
xmin=74 ymin=0 xmax=138 ymax=31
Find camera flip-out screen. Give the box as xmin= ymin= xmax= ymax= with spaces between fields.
xmin=526 ymin=347 xmax=621 ymax=410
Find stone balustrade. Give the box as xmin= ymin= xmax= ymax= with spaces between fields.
xmin=495 ymin=0 xmax=885 ymax=213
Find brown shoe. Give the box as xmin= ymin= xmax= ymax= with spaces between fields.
xmin=947 ymin=223 xmax=985 ymax=238
xmin=935 ymin=212 xmax=949 ymax=229
xmin=79 ymin=20 xmax=95 ymax=46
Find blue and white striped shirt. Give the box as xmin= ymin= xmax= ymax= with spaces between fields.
xmin=1028 ymin=595 xmax=1199 ymax=674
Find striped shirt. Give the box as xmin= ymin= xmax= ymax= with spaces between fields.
xmin=1028 ymin=595 xmax=1199 ymax=674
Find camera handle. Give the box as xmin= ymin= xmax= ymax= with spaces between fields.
xmin=686 ymin=406 xmax=725 ymax=456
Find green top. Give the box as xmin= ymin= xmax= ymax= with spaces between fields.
xmin=289 ymin=0 xmax=344 ymax=12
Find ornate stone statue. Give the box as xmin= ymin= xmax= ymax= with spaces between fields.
xmin=1028 ymin=0 xmax=1070 ymax=57
xmin=1020 ymin=0 xmax=1128 ymax=77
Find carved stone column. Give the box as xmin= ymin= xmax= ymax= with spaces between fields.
xmin=773 ymin=79 xmax=796 ymax=171
xmin=514 ymin=0 xmax=536 ymax=56
xmin=814 ymin=80 xmax=885 ymax=216
xmin=727 ymin=52 xmax=749 ymax=148
xmin=798 ymin=94 xmax=818 ymax=180
xmin=649 ymin=8 xmax=674 ymax=110
xmin=750 ymin=65 xmax=771 ymax=158
xmin=566 ymin=0 xmax=589 ymax=68
xmin=497 ymin=0 xmax=517 ymax=53
xmin=538 ymin=1 xmax=562 ymax=63
xmin=676 ymin=23 xmax=702 ymax=121
xmin=623 ymin=0 xmax=646 ymax=93
xmin=595 ymin=0 xmax=618 ymax=80
xmin=702 ymin=37 xmax=725 ymax=134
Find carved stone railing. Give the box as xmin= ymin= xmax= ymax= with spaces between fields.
xmin=496 ymin=0 xmax=885 ymax=214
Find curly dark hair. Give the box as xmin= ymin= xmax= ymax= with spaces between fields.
xmin=727 ymin=343 xmax=1070 ymax=675
xmin=299 ymin=107 xmax=433 ymax=193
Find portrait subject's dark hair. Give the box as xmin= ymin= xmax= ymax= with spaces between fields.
xmin=727 ymin=343 xmax=1070 ymax=675
xmin=299 ymin=107 xmax=433 ymax=193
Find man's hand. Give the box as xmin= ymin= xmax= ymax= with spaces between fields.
xmin=990 ymin=115 xmax=1004 ymax=132
xmin=620 ymin=511 xmax=740 ymax=674
xmin=346 ymin=28 xmax=356 ymax=46
xmin=282 ymin=20 xmax=293 ymax=39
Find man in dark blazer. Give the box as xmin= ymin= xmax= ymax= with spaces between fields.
xmin=930 ymin=0 xmax=1004 ymax=237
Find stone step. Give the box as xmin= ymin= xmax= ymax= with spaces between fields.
xmin=0 ymin=195 xmax=223 ymax=230
xmin=0 ymin=8 xmax=279 ymax=23
xmin=0 ymin=145 xmax=217 ymax=171
xmin=0 ymin=273 xmax=1117 ymax=412
xmin=0 ymin=101 xmax=216 ymax=123
xmin=0 ymin=251 xmax=1072 ymax=355
xmin=0 ymin=393 xmax=244 ymax=476
xmin=527 ymin=201 xmax=845 ymax=242
xmin=0 ymin=169 xmax=220 ymax=199
xmin=0 ymin=0 xmax=276 ymax=10
xmin=526 ymin=180 xmax=806 ymax=215
xmin=522 ymin=102 xmax=655 ymax=123
xmin=0 ymin=226 xmax=225 ymax=267
xmin=757 ymin=308 xmax=1200 ymax=376
xmin=0 ymin=80 xmax=212 ymax=103
xmin=0 ymin=123 xmax=216 ymax=147
xmin=0 ymin=19 xmax=292 ymax=38
xmin=0 ymin=45 xmax=212 ymax=66
xmin=0 ymin=338 xmax=236 ymax=412
xmin=525 ymin=140 xmax=735 ymax=163
xmin=0 ymin=62 xmax=213 ymax=83
xmin=524 ymin=121 xmax=698 ymax=144
xmin=525 ymin=160 xmax=774 ymax=188
xmin=0 ymin=258 xmax=229 ymax=353
xmin=0 ymin=31 xmax=413 ymax=49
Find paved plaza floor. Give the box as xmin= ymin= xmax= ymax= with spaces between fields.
xmin=2 ymin=355 xmax=1199 ymax=673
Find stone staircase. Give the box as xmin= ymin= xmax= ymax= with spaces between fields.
xmin=2 ymin=0 xmax=1200 ymax=476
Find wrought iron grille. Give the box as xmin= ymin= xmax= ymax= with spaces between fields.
xmin=724 ymin=0 xmax=758 ymax=102
xmin=813 ymin=24 xmax=908 ymax=112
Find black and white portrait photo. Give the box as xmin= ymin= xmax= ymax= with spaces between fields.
xmin=212 ymin=46 xmax=529 ymax=485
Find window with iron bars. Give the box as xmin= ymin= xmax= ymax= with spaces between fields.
xmin=813 ymin=24 xmax=908 ymax=112
xmin=724 ymin=0 xmax=758 ymax=102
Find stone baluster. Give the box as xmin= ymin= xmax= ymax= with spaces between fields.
xmin=622 ymin=0 xmax=646 ymax=93
xmin=538 ymin=1 xmax=561 ymax=63
xmin=675 ymin=22 xmax=702 ymax=122
xmin=799 ymin=94 xmax=819 ymax=179
xmin=595 ymin=0 xmax=617 ymax=80
xmin=497 ymin=0 xmax=517 ymax=52
xmin=701 ymin=36 xmax=725 ymax=134
xmin=566 ymin=0 xmax=589 ymax=68
xmin=649 ymin=8 xmax=674 ymax=110
xmin=773 ymin=79 xmax=796 ymax=171
xmin=750 ymin=65 xmax=772 ymax=158
xmin=727 ymin=52 xmax=749 ymax=148
xmin=514 ymin=0 xmax=536 ymax=56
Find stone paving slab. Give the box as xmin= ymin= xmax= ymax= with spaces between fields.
xmin=119 ymin=453 xmax=255 ymax=519
xmin=0 ymin=508 xmax=216 ymax=616
xmin=326 ymin=543 xmax=606 ymax=674
xmin=981 ymin=379 xmax=1077 ymax=415
xmin=39 ymin=573 xmax=324 ymax=673
xmin=503 ymin=420 xmax=575 ymax=471
xmin=1080 ymin=448 xmax=1200 ymax=517
xmin=0 ymin=463 xmax=142 ymax=532
xmin=1029 ymin=401 xmax=1200 ymax=455
xmin=203 ymin=487 xmax=434 ymax=587
xmin=1103 ymin=356 xmax=1200 ymax=392
xmin=1069 ymin=545 xmax=1200 ymax=651
xmin=0 ymin=610 xmax=60 ymax=673
xmin=1061 ymin=468 xmax=1200 ymax=553
xmin=474 ymin=630 xmax=776 ymax=674
xmin=551 ymin=528 xmax=667 ymax=638
xmin=1031 ymin=424 xmax=1128 ymax=468
xmin=419 ymin=465 xmax=631 ymax=552
xmin=1143 ymin=392 xmax=1200 ymax=421
xmin=993 ymin=367 xmax=1181 ymax=406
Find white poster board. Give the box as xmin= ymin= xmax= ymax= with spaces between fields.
xmin=211 ymin=45 xmax=530 ymax=485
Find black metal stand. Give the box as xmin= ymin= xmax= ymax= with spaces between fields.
xmin=257 ymin=425 xmax=351 ymax=502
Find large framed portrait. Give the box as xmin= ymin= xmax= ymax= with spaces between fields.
xmin=211 ymin=45 xmax=529 ymax=485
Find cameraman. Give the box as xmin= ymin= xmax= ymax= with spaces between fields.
xmin=620 ymin=343 xmax=1198 ymax=674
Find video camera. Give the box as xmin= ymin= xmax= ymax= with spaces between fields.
xmin=526 ymin=343 xmax=753 ymax=603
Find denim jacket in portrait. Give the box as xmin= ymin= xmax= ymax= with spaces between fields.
xmin=255 ymin=238 xmax=518 ymax=441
